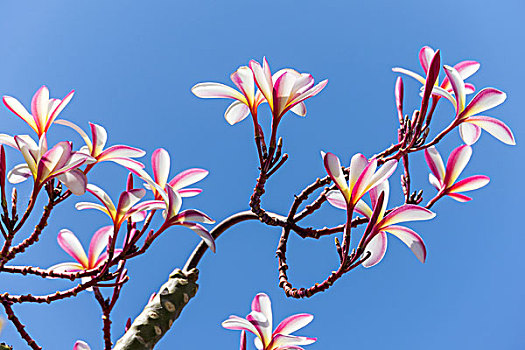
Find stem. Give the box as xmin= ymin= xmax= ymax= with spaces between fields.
xmin=1 ymin=301 xmax=41 ymax=350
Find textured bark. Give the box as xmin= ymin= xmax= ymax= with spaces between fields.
xmin=0 ymin=344 xmax=12 ymax=350
xmin=113 ymin=268 xmax=199 ymax=350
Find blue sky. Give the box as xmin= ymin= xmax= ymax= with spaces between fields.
xmin=1 ymin=0 xmax=524 ymax=349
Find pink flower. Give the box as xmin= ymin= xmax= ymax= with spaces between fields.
xmin=250 ymin=58 xmax=328 ymax=121
xmin=3 ymin=86 xmax=74 ymax=137
xmin=327 ymin=180 xmax=435 ymax=267
xmin=191 ymin=65 xmax=266 ymax=125
xmin=6 ymin=134 xmax=92 ymax=195
xmin=146 ymin=148 xmax=208 ymax=199
xmin=222 ymin=293 xmax=316 ymax=350
xmin=323 ymin=152 xmax=397 ymax=207
xmin=424 ymin=145 xmax=490 ymax=202
xmin=48 ymin=227 xmax=121 ymax=286
xmin=392 ymin=45 xmax=479 ymax=95
xmin=73 ymin=340 xmax=90 ymax=350
xmin=55 ymin=120 xmax=146 ymax=170
xmin=432 ymin=65 xmax=515 ymax=145
xmin=75 ymin=184 xmax=165 ymax=232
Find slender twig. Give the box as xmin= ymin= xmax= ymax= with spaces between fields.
xmin=1 ymin=301 xmax=41 ymax=350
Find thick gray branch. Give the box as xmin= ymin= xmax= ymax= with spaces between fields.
xmin=113 ymin=268 xmax=199 ymax=350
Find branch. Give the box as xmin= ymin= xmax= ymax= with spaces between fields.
xmin=112 ymin=269 xmax=199 ymax=350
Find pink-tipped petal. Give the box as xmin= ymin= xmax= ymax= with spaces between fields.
xmin=443 ymin=65 xmax=466 ymax=113
xmin=381 ymin=205 xmax=435 ymax=227
xmin=47 ymin=262 xmax=84 ymax=274
xmin=430 ymin=86 xmax=456 ymax=106
xmin=428 ymin=173 xmax=442 ymax=191
xmin=222 ymin=315 xmax=260 ymax=337
xmin=117 ymin=189 xmax=146 ymax=217
xmin=109 ymin=157 xmax=146 ymax=172
xmin=45 ymin=90 xmax=74 ymax=131
xmin=326 ymin=190 xmax=347 ymax=210
xmin=179 ymin=222 xmax=215 ymax=252
xmin=270 ymin=334 xmax=316 ymax=348
xmin=98 ymin=145 xmax=146 ymax=161
xmin=225 ymin=100 xmax=250 ymax=125
xmin=0 ymin=134 xmax=18 ymax=149
xmin=442 ymin=61 xmax=480 ymax=90
xmin=87 ymin=226 xmax=113 ymax=268
xmin=31 ymin=86 xmax=50 ymax=132
xmin=424 ymin=146 xmax=446 ymax=183
xmin=250 ymin=59 xmax=273 ymax=108
xmin=3 ymin=96 xmax=39 ymax=133
xmin=383 ymin=225 xmax=426 ymax=263
xmin=290 ymin=102 xmax=307 ymax=117
xmin=231 ymin=66 xmax=255 ymax=107
xmin=273 ymin=314 xmax=313 ymax=336
xmin=464 ymin=83 xmax=476 ymax=94
xmin=460 ymin=88 xmax=507 ymax=120
xmin=7 ymin=164 xmax=32 ymax=184
xmin=444 ymin=145 xmax=472 ymax=187
xmin=366 ymin=160 xmax=397 ymax=195
xmin=174 ymin=209 xmax=215 ymax=224
xmin=273 ymin=72 xmax=296 ymax=117
xmin=465 ymin=116 xmax=516 ymax=145
xmin=86 ymin=184 xmax=117 ymax=216
xmin=56 ymin=169 xmax=88 ymax=195
xmin=391 ymin=68 xmax=426 ymax=85
xmin=448 ymin=175 xmax=490 ymax=193
xmin=455 ymin=60 xmax=480 ymax=80
xmin=323 ymin=152 xmax=349 ymax=199
xmin=89 ymin=123 xmax=108 ymax=155
xmin=459 ymin=122 xmax=481 ymax=145
xmin=57 ymin=229 xmax=89 ymax=267
xmin=348 ymin=153 xmax=368 ymax=191
xmin=447 ymin=192 xmax=472 ymax=202
xmin=351 ymin=159 xmax=378 ymax=203
xmin=191 ymin=82 xmax=246 ymax=102
xmin=251 ymin=293 xmax=272 ymax=336
xmin=151 ymin=148 xmax=170 ymax=187
xmin=419 ymin=46 xmax=435 ymax=73
xmin=288 ymin=79 xmax=328 ymax=109
xmin=73 ymin=340 xmax=91 ymax=350
xmin=362 ymin=232 xmax=387 ymax=268
xmin=75 ymin=202 xmax=111 ymax=216
xmin=178 ymin=188 xmax=203 ymax=197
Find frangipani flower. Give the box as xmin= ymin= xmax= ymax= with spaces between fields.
xmin=48 ymin=227 xmax=120 ymax=284
xmin=392 ymin=46 xmax=479 ymax=95
xmin=3 ymin=86 xmax=74 ymax=137
xmin=55 ymin=120 xmax=146 ymax=170
xmin=323 ymin=152 xmax=397 ymax=207
xmin=191 ymin=65 xmax=266 ymax=125
xmin=433 ymin=65 xmax=515 ymax=145
xmin=73 ymin=340 xmax=90 ymax=350
xmin=222 ymin=293 xmax=316 ymax=350
xmin=76 ymin=184 xmax=165 ymax=232
xmin=250 ymin=58 xmax=328 ymax=121
xmin=425 ymin=145 xmax=489 ymax=202
xmin=146 ymin=148 xmax=208 ymax=199
xmin=6 ymin=135 xmax=91 ymax=195
xmin=327 ymin=180 xmax=435 ymax=267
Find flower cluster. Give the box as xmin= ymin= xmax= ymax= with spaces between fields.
xmin=222 ymin=293 xmax=316 ymax=350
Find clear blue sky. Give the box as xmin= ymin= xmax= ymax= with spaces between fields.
xmin=1 ymin=1 xmax=524 ymax=349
